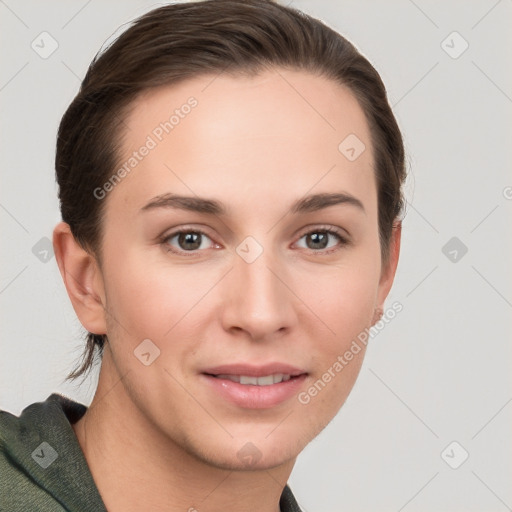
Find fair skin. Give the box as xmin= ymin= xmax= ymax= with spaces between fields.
xmin=53 ymin=68 xmax=401 ymax=512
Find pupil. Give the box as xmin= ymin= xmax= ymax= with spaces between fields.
xmin=179 ymin=232 xmax=201 ymax=250
xmin=308 ymin=232 xmax=327 ymax=249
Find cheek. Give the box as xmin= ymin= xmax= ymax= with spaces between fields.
xmin=103 ymin=247 xmax=206 ymax=338
xmin=311 ymin=278 xmax=375 ymax=380
xmin=296 ymin=253 xmax=380 ymax=407
xmin=301 ymin=255 xmax=380 ymax=342
xmin=101 ymin=254 xmax=204 ymax=396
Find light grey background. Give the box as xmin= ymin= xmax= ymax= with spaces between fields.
xmin=1 ymin=1 xmax=511 ymax=511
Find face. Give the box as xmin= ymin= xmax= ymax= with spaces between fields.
xmin=94 ymin=68 xmax=393 ymax=470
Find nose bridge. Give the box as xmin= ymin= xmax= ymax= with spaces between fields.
xmin=223 ymin=239 xmax=296 ymax=338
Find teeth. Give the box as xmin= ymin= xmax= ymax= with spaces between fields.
xmin=214 ymin=374 xmax=292 ymax=385
xmin=240 ymin=375 xmax=259 ymax=385
xmin=216 ymin=374 xmax=241 ymax=383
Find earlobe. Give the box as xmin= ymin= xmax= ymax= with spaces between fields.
xmin=371 ymin=306 xmax=384 ymax=326
xmin=52 ymin=222 xmax=107 ymax=335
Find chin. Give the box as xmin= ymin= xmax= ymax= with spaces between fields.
xmin=184 ymin=433 xmax=304 ymax=472
xmin=206 ymin=449 xmax=296 ymax=472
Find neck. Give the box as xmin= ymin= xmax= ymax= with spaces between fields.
xmin=72 ymin=354 xmax=295 ymax=512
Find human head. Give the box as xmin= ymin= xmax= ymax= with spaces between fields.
xmin=55 ymin=0 xmax=405 ymax=388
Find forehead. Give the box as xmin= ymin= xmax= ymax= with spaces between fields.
xmin=108 ymin=68 xmax=375 ymax=219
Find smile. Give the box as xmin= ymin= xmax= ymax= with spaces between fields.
xmin=212 ymin=374 xmax=292 ymax=385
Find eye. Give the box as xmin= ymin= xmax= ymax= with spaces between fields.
xmin=162 ymin=229 xmax=217 ymax=254
xmin=160 ymin=225 xmax=349 ymax=256
xmin=295 ymin=227 xmax=349 ymax=253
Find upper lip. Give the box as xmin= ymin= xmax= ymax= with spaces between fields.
xmin=202 ymin=363 xmax=307 ymax=377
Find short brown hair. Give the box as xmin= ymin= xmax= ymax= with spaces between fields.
xmin=56 ymin=0 xmax=406 ymax=381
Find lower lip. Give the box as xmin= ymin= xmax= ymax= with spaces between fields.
xmin=200 ymin=374 xmax=307 ymax=409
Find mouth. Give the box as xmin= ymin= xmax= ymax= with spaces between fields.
xmin=200 ymin=363 xmax=308 ymax=409
xmin=206 ymin=373 xmax=296 ymax=385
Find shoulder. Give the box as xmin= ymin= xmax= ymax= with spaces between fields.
xmin=280 ymin=484 xmax=303 ymax=512
xmin=0 ymin=393 xmax=84 ymax=453
xmin=0 ymin=395 xmax=68 ymax=510
xmin=0 ymin=394 xmax=105 ymax=512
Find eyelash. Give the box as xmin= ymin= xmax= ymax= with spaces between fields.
xmin=160 ymin=225 xmax=350 ymax=257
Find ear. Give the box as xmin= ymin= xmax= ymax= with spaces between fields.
xmin=53 ymin=222 xmax=107 ymax=335
xmin=374 ymin=220 xmax=402 ymax=315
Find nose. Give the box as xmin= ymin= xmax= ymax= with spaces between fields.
xmin=220 ymin=244 xmax=298 ymax=341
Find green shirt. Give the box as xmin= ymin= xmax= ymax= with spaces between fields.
xmin=0 ymin=394 xmax=302 ymax=511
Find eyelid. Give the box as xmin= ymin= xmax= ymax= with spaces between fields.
xmin=295 ymin=223 xmax=350 ymax=240
xmin=160 ymin=224 xmax=216 ymax=241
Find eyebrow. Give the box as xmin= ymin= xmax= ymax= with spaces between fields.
xmin=140 ymin=191 xmax=365 ymax=216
